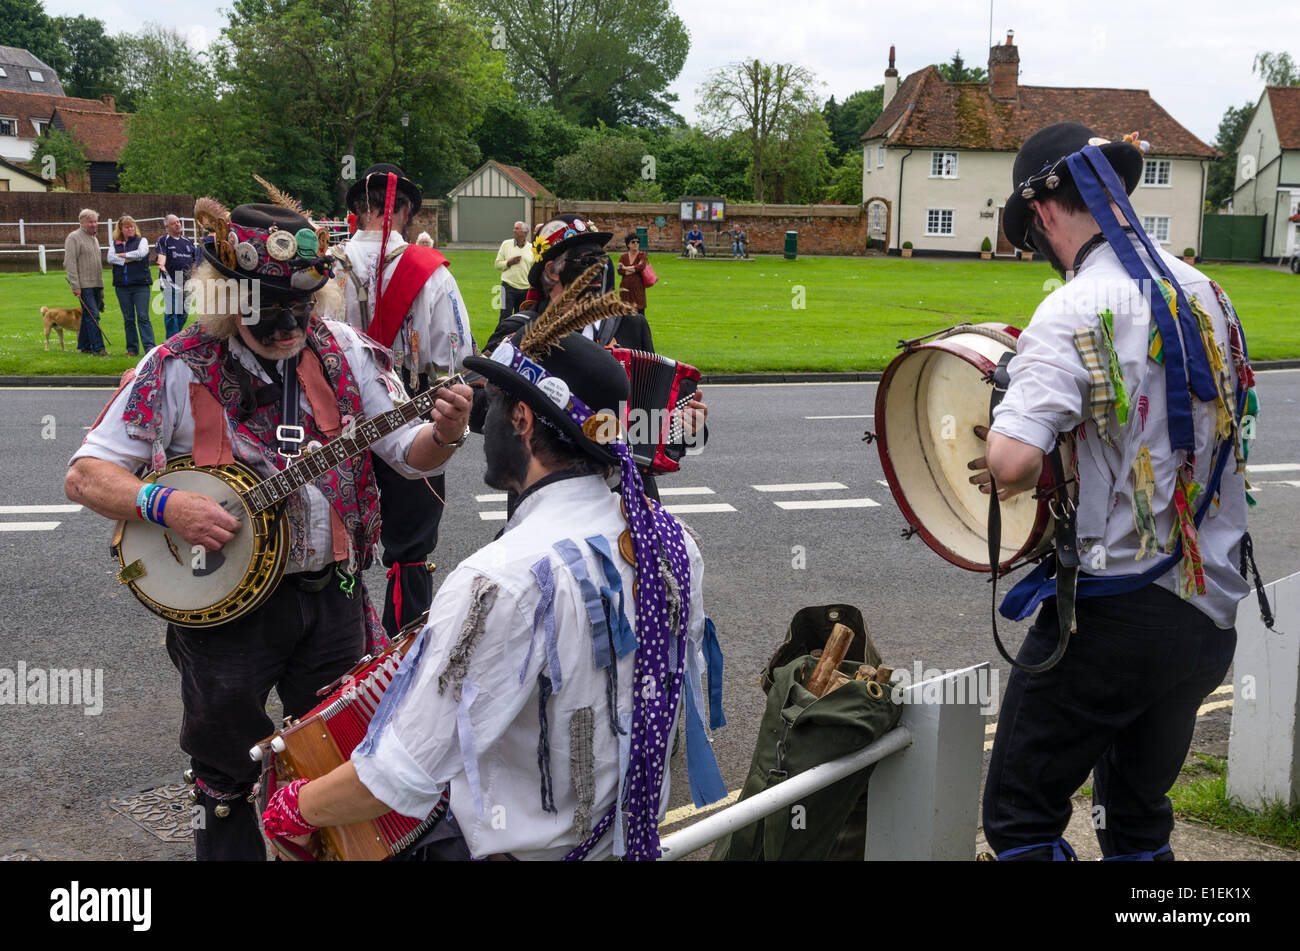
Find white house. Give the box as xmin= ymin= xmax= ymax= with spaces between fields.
xmin=861 ymin=35 xmax=1216 ymax=258
xmin=1231 ymin=86 xmax=1300 ymax=262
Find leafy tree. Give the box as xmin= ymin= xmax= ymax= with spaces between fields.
xmin=765 ymin=108 xmax=832 ymax=204
xmin=825 ymin=149 xmax=863 ymax=204
xmin=1206 ymin=101 xmax=1257 ymax=209
xmin=31 ymin=128 xmax=87 ymax=189
xmin=1253 ymin=51 xmax=1300 ymax=86
xmin=623 ymin=179 xmax=664 ymax=202
xmin=52 ymin=15 xmax=117 ymax=100
xmin=0 ymin=0 xmax=61 ymax=70
xmin=680 ymin=172 xmax=715 ymax=196
xmin=112 ymin=25 xmax=200 ymax=114
xmin=698 ymin=59 xmax=821 ymax=202
xmin=824 ymin=86 xmax=883 ymax=156
xmin=937 ymin=50 xmax=987 ymax=83
xmin=553 ymin=133 xmax=644 ymax=199
xmin=470 ymin=0 xmax=689 ymax=126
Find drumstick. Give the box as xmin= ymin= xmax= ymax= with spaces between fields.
xmin=805 ymin=623 xmax=855 ymax=698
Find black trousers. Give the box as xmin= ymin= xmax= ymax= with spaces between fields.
xmin=500 ymin=283 xmax=529 ymax=321
xmin=166 ymin=578 xmax=366 ymax=860
xmin=982 ymin=583 xmax=1235 ymax=860
xmin=373 ymin=454 xmax=445 ymax=638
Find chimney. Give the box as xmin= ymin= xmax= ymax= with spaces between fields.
xmin=883 ymin=45 xmax=899 ymax=109
xmin=988 ymin=30 xmax=1019 ymax=101
xmin=101 ymin=94 xmax=116 ymax=112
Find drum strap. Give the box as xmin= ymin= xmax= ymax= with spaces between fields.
xmin=987 ymin=351 xmax=1078 ymax=674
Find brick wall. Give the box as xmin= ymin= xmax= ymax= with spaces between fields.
xmin=551 ymin=200 xmax=868 ymax=256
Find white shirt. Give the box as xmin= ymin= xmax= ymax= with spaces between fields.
xmin=353 ymin=474 xmax=707 ymax=860
xmin=71 ymin=321 xmax=442 ymax=574
xmin=991 ymin=237 xmax=1250 ymax=626
xmin=338 ymin=231 xmax=475 ymax=377
xmin=106 ymin=236 xmax=151 ymax=265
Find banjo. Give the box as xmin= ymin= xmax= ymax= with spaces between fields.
xmin=113 ymin=374 xmax=467 ymax=628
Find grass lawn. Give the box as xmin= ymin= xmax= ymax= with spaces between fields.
xmin=2 ymin=254 xmax=1296 ymax=376
xmin=1167 ymin=754 xmax=1300 ymax=850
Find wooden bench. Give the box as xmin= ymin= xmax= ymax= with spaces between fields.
xmin=682 ymin=230 xmax=749 ymax=258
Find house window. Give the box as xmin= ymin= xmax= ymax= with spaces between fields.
xmin=1142 ymin=159 xmax=1171 ymax=187
xmin=869 ymin=203 xmax=885 ymax=232
xmin=1142 ymin=216 xmax=1170 ymax=243
xmin=930 ymin=151 xmax=958 ymax=178
xmin=926 ymin=208 xmax=955 ymax=236
xmin=0 ymin=67 xmax=7 ymax=78
xmin=877 ymin=145 xmax=885 ymax=168
xmin=31 ymin=119 xmax=45 ymax=136
xmin=28 ymin=69 xmax=45 ymax=83
xmin=0 ymin=117 xmax=16 ymax=137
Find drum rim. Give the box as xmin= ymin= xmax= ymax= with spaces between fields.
xmin=874 ymin=327 xmax=1051 ymax=573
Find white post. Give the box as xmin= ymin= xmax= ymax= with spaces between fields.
xmin=38 ymin=244 xmax=47 ymax=274
xmin=18 ymin=218 xmax=24 ymax=245
xmin=1227 ymin=571 xmax=1300 ymax=810
xmin=865 ymin=663 xmax=989 ymax=860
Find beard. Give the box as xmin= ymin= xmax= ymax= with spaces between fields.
xmin=1028 ymin=218 xmax=1068 ymax=278
xmin=482 ymin=393 xmax=531 ymax=491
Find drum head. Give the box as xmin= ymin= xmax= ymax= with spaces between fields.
xmin=876 ymin=326 xmax=1051 ymax=572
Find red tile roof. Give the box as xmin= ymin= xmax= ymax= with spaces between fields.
xmin=493 ymin=161 xmax=554 ymax=199
xmin=864 ymin=66 xmax=1216 ymax=159
xmin=0 ymin=90 xmax=112 ymax=137
xmin=1266 ymin=86 xmax=1300 ymax=151
xmin=52 ymin=107 xmax=129 ymax=162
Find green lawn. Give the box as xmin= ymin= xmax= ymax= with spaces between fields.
xmin=2 ymin=254 xmax=1296 ymax=376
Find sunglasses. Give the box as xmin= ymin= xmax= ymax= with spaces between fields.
xmin=249 ymin=301 xmax=313 ymax=322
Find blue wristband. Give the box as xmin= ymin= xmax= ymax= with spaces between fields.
xmin=153 ymin=487 xmax=173 ymax=527
xmin=136 ymin=483 xmax=156 ymax=521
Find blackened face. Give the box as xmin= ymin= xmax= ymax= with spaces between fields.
xmin=483 ymin=388 xmax=531 ymax=492
xmin=1028 ymin=211 xmax=1068 ymax=278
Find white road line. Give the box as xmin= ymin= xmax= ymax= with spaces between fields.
xmin=663 ymin=503 xmax=736 ymax=514
xmin=0 ymin=505 xmax=82 ymax=514
xmin=1256 ymin=480 xmax=1300 ymax=488
xmin=1247 ymin=463 xmax=1300 ymax=473
xmin=752 ymin=481 xmax=847 ymax=492
xmin=805 ymin=414 xmax=873 ymax=420
xmin=478 ymin=511 xmax=507 ymax=521
xmin=657 ymin=487 xmax=716 ymax=497
xmin=475 ymin=493 xmax=507 ymax=502
xmin=0 ymin=522 xmax=61 ymax=531
xmin=774 ymin=498 xmax=880 ymax=510
xmin=876 ymin=480 xmax=891 ymax=488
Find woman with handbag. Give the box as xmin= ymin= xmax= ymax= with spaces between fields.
xmin=617 ymin=232 xmax=655 ymax=314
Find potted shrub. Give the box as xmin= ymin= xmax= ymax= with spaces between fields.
xmin=901 ymin=241 xmax=913 ymax=259
xmin=1182 ymin=247 xmax=1196 ymax=264
xmin=980 ymin=236 xmax=993 ymax=260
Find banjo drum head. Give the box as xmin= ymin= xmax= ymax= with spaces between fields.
xmin=875 ymin=324 xmax=1053 ymax=572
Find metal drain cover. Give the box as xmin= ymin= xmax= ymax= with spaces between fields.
xmin=109 ymin=783 xmax=195 ymax=842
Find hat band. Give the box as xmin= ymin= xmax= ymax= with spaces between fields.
xmin=490 ymin=340 xmax=619 ymax=442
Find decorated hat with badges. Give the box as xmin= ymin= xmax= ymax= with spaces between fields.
xmin=527 ymin=213 xmax=613 ymax=287
xmin=195 ymin=198 xmax=334 ymax=299
xmin=1002 ymin=122 xmax=1147 ymax=253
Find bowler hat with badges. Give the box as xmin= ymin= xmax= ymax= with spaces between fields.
xmin=346 ymin=163 xmax=423 ymax=214
xmin=199 ymin=202 xmax=332 ymax=299
xmin=1002 ymin=122 xmax=1144 ymax=252
xmin=527 ymin=213 xmax=613 ymax=288
xmin=464 ymin=325 xmax=629 ymax=467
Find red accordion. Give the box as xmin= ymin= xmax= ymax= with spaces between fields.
xmin=250 ymin=617 xmax=445 ymax=860
xmin=610 ymin=347 xmax=701 ymax=474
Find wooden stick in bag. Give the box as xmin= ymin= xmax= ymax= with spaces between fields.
xmin=805 ymin=623 xmax=855 ymax=698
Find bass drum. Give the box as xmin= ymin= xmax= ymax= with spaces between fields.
xmin=875 ymin=323 xmax=1065 ymax=573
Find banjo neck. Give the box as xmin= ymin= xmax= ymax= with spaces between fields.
xmin=239 ymin=372 xmax=469 ymax=514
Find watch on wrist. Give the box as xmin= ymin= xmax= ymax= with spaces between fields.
xmin=432 ymin=425 xmax=469 ymax=450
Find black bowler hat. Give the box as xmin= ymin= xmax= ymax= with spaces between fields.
xmin=1002 ymin=122 xmax=1145 ymax=252
xmin=527 ymin=213 xmax=613 ymax=288
xmin=346 ymin=163 xmax=423 ymax=214
xmin=197 ymin=201 xmax=331 ymax=298
xmin=464 ymin=326 xmax=629 ymax=466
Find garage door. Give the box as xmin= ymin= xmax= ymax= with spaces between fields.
xmin=459 ymin=196 xmax=526 ymax=243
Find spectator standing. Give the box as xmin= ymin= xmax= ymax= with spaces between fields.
xmin=493 ymin=220 xmax=534 ymax=319
xmin=155 ymin=214 xmax=198 ymax=339
xmin=63 ymin=208 xmax=107 ymax=355
xmin=617 ymin=232 xmax=649 ymax=314
xmin=107 ymin=215 xmax=155 ymax=356
xmin=730 ymin=223 xmax=747 ymax=259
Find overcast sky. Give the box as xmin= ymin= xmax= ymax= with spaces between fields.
xmin=41 ymin=0 xmax=1295 ymax=145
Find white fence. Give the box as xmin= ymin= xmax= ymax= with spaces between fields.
xmin=659 ymin=664 xmax=988 ymax=861
xmin=0 ymin=216 xmax=200 ymax=273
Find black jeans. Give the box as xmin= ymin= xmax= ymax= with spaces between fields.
xmin=166 ymin=578 xmax=366 ymax=860
xmin=76 ymin=286 xmax=106 ymax=352
xmin=500 ymin=283 xmax=529 ymax=321
xmin=373 ymin=454 xmax=445 ymax=638
xmin=982 ymin=583 xmax=1235 ymax=859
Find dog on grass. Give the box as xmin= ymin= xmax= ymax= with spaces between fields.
xmin=686 ymin=243 xmax=701 ymax=259
xmin=41 ymin=305 xmax=82 ymax=351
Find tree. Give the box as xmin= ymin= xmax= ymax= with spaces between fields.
xmin=825 ymin=150 xmax=863 ymax=204
xmin=765 ymin=108 xmax=832 ymax=203
xmin=0 ymin=0 xmax=61 ymax=69
xmin=824 ymin=86 xmax=883 ymax=156
xmin=31 ymin=128 xmax=87 ymax=190
xmin=470 ymin=0 xmax=689 ymax=126
xmin=553 ymin=133 xmax=644 ymax=199
xmin=1253 ymin=51 xmax=1300 ymax=86
xmin=1206 ymin=101 xmax=1257 ymax=210
xmin=52 ymin=15 xmax=117 ymax=99
xmin=698 ymin=59 xmax=821 ymax=203
xmin=113 ymin=25 xmax=200 ymax=114
xmin=937 ymin=50 xmax=987 ymax=83
xmin=222 ymin=0 xmax=508 ymax=212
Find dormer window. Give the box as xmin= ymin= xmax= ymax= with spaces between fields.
xmin=0 ymin=68 xmax=8 ymax=78
xmin=0 ymin=118 xmax=16 ymax=137
xmin=28 ymin=69 xmax=44 ymax=82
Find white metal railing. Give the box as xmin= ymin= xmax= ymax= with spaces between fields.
xmin=658 ymin=663 xmax=989 ymax=861
xmin=0 ymin=216 xmax=199 ymax=246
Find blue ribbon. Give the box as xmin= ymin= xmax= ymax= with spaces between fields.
xmin=683 ymin=664 xmax=728 ymax=807
xmin=457 ymin=680 xmax=484 ymax=818
xmin=585 ymin=535 xmax=638 ymax=659
xmin=355 ymin=621 xmax=432 ymax=757
xmin=703 ymin=617 xmax=726 ymax=730
xmin=553 ymin=539 xmax=612 ymax=669
xmin=522 ymin=556 xmax=562 ymax=691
